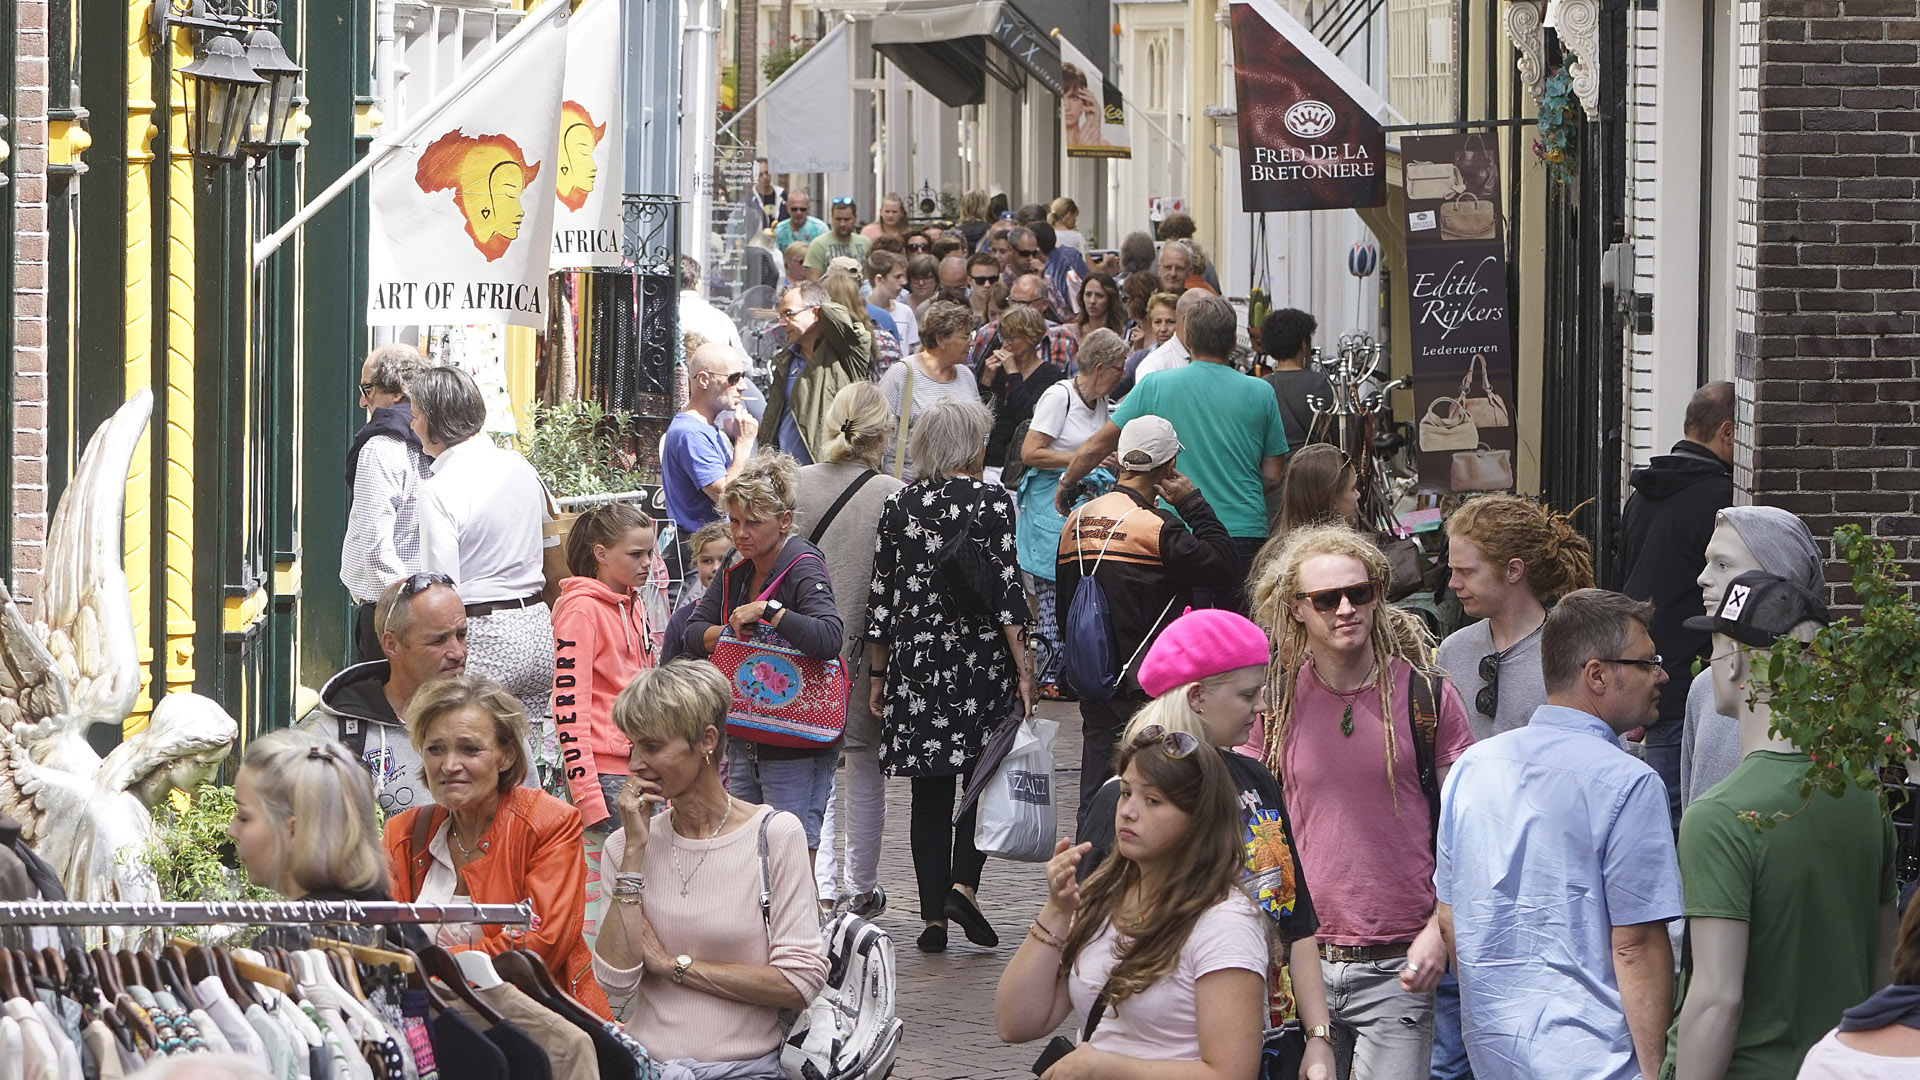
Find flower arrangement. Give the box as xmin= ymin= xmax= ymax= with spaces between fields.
xmin=1738 ymin=525 xmax=1920 ymax=829
xmin=1532 ymin=57 xmax=1581 ymax=186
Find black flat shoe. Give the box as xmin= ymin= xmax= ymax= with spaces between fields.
xmin=945 ymin=889 xmax=999 ymax=947
xmin=916 ymin=924 xmax=948 ymax=953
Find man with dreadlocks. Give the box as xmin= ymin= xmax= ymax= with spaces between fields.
xmin=1244 ymin=524 xmax=1475 ymax=1079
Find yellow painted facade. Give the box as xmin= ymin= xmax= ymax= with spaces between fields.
xmin=121 ymin=0 xmax=157 ymax=735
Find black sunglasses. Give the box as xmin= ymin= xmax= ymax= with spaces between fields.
xmin=971 ymin=275 xmax=999 ymax=286
xmin=1296 ymin=583 xmax=1377 ymax=613
xmin=908 ymin=241 xmax=930 ymax=251
xmin=1133 ymin=723 xmax=1200 ymax=759
xmin=1604 ymin=655 xmax=1664 ymax=670
xmin=382 ymin=572 xmax=455 ymax=634
xmin=788 ymin=206 xmax=808 ymax=215
xmin=707 ymin=369 xmax=744 ymax=386
xmin=1476 ymin=653 xmax=1500 ymax=719
xmin=1016 ymin=247 xmax=1042 ymax=258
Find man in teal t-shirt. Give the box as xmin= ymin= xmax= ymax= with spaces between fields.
xmin=1059 ymin=294 xmax=1286 ymax=608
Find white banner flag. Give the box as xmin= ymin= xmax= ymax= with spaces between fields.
xmin=765 ymin=24 xmax=852 ymax=174
xmin=551 ymin=0 xmax=623 ymax=269
xmin=368 ymin=0 xmax=570 ymax=328
xmin=1058 ymin=36 xmax=1130 ymax=160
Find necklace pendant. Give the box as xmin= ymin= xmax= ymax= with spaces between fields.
xmin=1341 ymin=703 xmax=1354 ymax=736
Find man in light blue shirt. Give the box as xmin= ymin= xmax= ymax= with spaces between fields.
xmin=1435 ymin=588 xmax=1682 ymax=1080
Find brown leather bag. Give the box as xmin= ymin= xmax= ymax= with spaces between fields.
xmin=1438 ymin=196 xmax=1497 ymax=241
xmin=1451 ymin=445 xmax=1514 ymax=492
xmin=1457 ymin=353 xmax=1510 ymax=429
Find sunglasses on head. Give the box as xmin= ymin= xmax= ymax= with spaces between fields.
xmin=1296 ymin=583 xmax=1378 ymax=613
xmin=1133 ymin=723 xmax=1200 ymax=759
xmin=831 ymin=197 xmax=855 ymax=207
xmin=381 ymin=572 xmax=455 ymax=635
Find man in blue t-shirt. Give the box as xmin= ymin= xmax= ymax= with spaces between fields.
xmin=1058 ymin=294 xmax=1287 ymax=611
xmin=663 ymin=342 xmax=758 ymax=535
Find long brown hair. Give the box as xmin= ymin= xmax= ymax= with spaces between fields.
xmin=564 ymin=500 xmax=655 ymax=579
xmin=1275 ymin=444 xmax=1355 ymax=535
xmin=1248 ymin=524 xmax=1433 ymax=806
xmin=1074 ymin=272 xmax=1124 ymax=336
xmin=1060 ymin=729 xmax=1245 ymax=1012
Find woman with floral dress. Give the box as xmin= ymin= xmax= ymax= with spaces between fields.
xmin=866 ymin=398 xmax=1038 ymax=953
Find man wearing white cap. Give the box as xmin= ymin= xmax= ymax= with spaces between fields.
xmin=1055 ymin=415 xmax=1241 ymax=808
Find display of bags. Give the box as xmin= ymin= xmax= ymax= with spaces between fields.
xmin=710 ymin=553 xmax=848 ymax=747
xmin=974 ymin=710 xmax=1060 ymax=862
xmin=1439 ymin=195 xmax=1498 ymax=241
xmin=1455 ymin=133 xmax=1498 ymax=196
xmin=1451 ymin=444 xmax=1515 ymax=492
xmin=1406 ymin=161 xmax=1464 ymax=201
xmin=1457 ymin=353 xmax=1511 ymax=429
xmin=1419 ymin=396 xmax=1480 ymax=452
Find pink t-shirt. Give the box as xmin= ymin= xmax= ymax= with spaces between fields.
xmin=1277 ymin=658 xmax=1474 ymax=946
xmin=1068 ymin=891 xmax=1270 ymax=1061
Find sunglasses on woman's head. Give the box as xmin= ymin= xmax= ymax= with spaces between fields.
xmin=1295 ymin=583 xmax=1377 ymax=613
xmin=1133 ymin=724 xmax=1200 ymax=759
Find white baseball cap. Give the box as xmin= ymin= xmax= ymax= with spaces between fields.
xmin=1118 ymin=416 xmax=1182 ymax=471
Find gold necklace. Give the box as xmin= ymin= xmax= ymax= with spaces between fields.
xmin=669 ymin=800 xmax=734 ymax=897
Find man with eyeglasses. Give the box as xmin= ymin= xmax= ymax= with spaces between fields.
xmin=664 ymin=342 xmax=758 ymax=538
xmin=965 ymin=273 xmax=1080 ymax=374
xmin=760 ymin=279 xmax=871 ymax=465
xmin=343 ymin=343 xmax=433 ymax=662
xmin=773 ymin=189 xmax=827 ymax=250
xmin=802 ymin=197 xmax=872 ymax=281
xmin=1433 ymin=589 xmax=1681 ymax=1080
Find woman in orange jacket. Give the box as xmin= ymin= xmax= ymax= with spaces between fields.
xmin=385 ymin=675 xmax=612 ymax=1017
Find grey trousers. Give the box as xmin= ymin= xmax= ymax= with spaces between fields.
xmin=1321 ymin=955 xmax=1436 ymax=1080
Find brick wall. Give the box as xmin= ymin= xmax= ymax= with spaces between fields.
xmin=11 ymin=0 xmax=50 ymax=608
xmin=1752 ymin=0 xmax=1920 ymax=592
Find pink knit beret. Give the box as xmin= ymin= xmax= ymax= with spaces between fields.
xmin=1138 ymin=608 xmax=1271 ymax=697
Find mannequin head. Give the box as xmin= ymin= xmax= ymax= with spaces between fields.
xmin=1694 ymin=508 xmax=1825 ymax=749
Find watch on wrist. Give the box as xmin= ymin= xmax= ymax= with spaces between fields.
xmin=672 ymin=954 xmax=693 ymax=984
xmin=1304 ymin=1024 xmax=1334 ymax=1045
xmin=763 ymin=599 xmax=785 ymax=621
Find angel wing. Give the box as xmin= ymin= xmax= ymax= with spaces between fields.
xmin=8 ymin=744 xmax=160 ymax=906
xmin=35 ymin=389 xmax=150 ymax=739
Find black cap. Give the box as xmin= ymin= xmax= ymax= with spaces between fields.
xmin=1682 ymin=569 xmax=1829 ymax=648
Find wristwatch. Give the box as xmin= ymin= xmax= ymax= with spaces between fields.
xmin=1304 ymin=1024 xmax=1334 ymax=1045
xmin=763 ymin=599 xmax=785 ymax=622
xmin=672 ymin=954 xmax=693 ymax=984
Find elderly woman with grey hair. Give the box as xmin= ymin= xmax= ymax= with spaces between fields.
xmin=865 ymin=398 xmax=1035 ymax=953
xmin=1014 ymin=328 xmax=1129 ymax=693
xmin=407 ymin=364 xmax=564 ymax=794
xmin=345 ymin=342 xmax=432 ymax=660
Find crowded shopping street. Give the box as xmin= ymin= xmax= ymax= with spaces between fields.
xmin=3 ymin=1 xmax=1920 ymax=1079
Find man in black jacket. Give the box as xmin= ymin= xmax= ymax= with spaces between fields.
xmin=1612 ymin=380 xmax=1735 ymax=827
xmin=1055 ymin=415 xmax=1240 ymax=816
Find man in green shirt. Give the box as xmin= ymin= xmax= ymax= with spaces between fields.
xmin=802 ymin=198 xmax=871 ymax=280
xmin=1057 ymin=293 xmax=1287 ymax=611
xmin=1663 ymin=556 xmax=1899 ymax=1080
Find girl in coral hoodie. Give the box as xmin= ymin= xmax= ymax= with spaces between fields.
xmin=551 ymin=502 xmax=665 ymax=937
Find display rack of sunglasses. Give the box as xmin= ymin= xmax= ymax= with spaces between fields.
xmin=0 ymin=900 xmax=532 ymax=928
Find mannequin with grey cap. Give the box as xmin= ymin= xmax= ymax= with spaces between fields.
xmin=1670 ymin=544 xmax=1900 ymax=1078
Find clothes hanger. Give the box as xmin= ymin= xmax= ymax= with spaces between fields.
xmin=418 ymin=947 xmax=505 ymax=1025
xmin=115 ymin=950 xmax=142 ymax=992
xmin=397 ymin=949 xmax=454 ymax=1013
xmin=211 ymin=947 xmax=263 ymax=1010
xmin=0 ymin=950 xmax=22 ymax=999
xmin=496 ymin=950 xmax=598 ymax=1028
xmin=452 ymin=949 xmax=504 ymax=991
xmin=221 ymin=948 xmax=290 ymax=998
xmin=21 ymin=947 xmax=45 ymax=982
xmin=157 ymin=945 xmax=205 ymax=1011
xmin=88 ymin=948 xmax=122 ymax=999
xmin=327 ymin=945 xmax=367 ymax=1002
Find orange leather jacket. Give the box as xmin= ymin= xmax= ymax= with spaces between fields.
xmin=385 ymin=786 xmax=611 ymax=1017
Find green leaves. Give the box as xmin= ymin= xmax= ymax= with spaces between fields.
xmin=522 ymin=399 xmax=651 ymax=498
xmin=140 ymin=784 xmax=278 ymax=927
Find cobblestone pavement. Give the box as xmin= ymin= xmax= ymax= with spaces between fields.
xmin=826 ymin=700 xmax=1086 ymax=1080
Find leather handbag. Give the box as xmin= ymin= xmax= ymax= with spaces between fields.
xmin=710 ymin=553 xmax=848 ymax=747
xmin=934 ymin=496 xmax=1008 ymax=622
xmin=1455 ymin=133 xmax=1498 ymax=196
xmin=1457 ymin=353 xmax=1510 ymax=429
xmin=1406 ymin=161 xmax=1464 ymax=201
xmin=1439 ymin=196 xmax=1497 ymax=241
xmin=1418 ymin=397 xmax=1479 ymax=452
xmin=1451 ymin=444 xmax=1515 ymax=492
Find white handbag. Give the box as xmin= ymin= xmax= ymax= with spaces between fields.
xmin=1406 ymin=161 xmax=1465 ymax=201
xmin=1418 ymin=396 xmax=1479 ymax=452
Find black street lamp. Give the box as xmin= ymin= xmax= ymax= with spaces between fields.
xmin=242 ymin=28 xmax=301 ymax=153
xmin=180 ymin=33 xmax=267 ymax=161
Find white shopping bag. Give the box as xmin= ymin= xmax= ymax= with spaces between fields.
xmin=973 ymin=712 xmax=1059 ymax=862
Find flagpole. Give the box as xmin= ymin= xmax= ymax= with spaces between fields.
xmin=253 ymin=0 xmax=574 ymax=266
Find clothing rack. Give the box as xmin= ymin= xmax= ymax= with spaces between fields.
xmin=0 ymin=900 xmax=532 ymax=927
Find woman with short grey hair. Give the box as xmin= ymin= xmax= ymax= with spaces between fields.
xmin=865 ymin=398 xmax=1034 ymax=953
xmin=407 ymin=364 xmax=566 ymax=795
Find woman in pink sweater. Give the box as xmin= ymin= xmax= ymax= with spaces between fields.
xmin=595 ymin=660 xmax=828 ymax=1072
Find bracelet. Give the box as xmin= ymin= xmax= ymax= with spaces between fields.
xmin=869 ymin=665 xmax=887 ymax=677
xmin=1034 ymin=916 xmax=1065 ymax=941
xmin=613 ymin=872 xmax=646 ymax=896
xmin=1027 ymin=921 xmax=1065 ymax=949
xmin=613 ymin=893 xmax=643 ymax=906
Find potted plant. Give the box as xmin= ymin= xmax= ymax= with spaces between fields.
xmin=140 ymin=784 xmax=278 ymax=914
xmin=1757 ymin=525 xmax=1920 ymax=806
xmin=520 ymin=398 xmax=652 ymax=499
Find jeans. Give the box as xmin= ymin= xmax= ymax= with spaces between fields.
xmin=725 ymin=741 xmax=837 ymax=849
xmin=910 ymin=770 xmax=986 ymax=922
xmin=1430 ymin=972 xmax=1473 ymax=1080
xmin=1319 ymin=955 xmax=1435 ymax=1080
xmin=1642 ymin=718 xmax=1684 ymax=831
xmin=1077 ymin=694 xmax=1148 ymax=829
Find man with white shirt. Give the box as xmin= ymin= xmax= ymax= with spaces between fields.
xmin=407 ymin=365 xmax=560 ymax=793
xmin=1132 ymin=288 xmax=1211 ymax=381
xmin=677 ymin=255 xmax=745 ymax=354
xmin=866 ymin=250 xmax=919 ymax=352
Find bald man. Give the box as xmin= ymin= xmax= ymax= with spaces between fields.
xmin=663 ymin=342 xmax=757 ymax=536
xmin=938 ymin=254 xmax=969 ymax=292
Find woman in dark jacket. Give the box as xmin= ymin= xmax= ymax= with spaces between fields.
xmin=866 ymin=399 xmax=1036 ymax=953
xmin=687 ymin=451 xmax=844 ymax=866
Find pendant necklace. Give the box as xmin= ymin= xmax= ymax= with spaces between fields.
xmin=1312 ymin=659 xmax=1377 ymax=737
xmin=670 ymin=799 xmax=734 ymax=897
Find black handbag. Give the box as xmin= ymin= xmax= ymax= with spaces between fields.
xmin=1262 ymin=1022 xmax=1306 ymax=1080
xmin=933 ymin=494 xmax=1005 ymax=622
xmin=1455 ymin=133 xmax=1498 ymax=197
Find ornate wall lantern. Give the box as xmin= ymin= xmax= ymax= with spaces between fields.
xmin=152 ymin=0 xmax=304 ymax=162
xmin=179 ymin=34 xmax=266 ymax=160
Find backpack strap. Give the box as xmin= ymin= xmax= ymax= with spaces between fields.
xmin=809 ymin=470 xmax=879 ymax=545
xmin=406 ymin=806 xmax=447 ymax=899
xmin=757 ymin=809 xmax=776 ymax=941
xmin=891 ymin=360 xmax=914 ymax=479
xmin=1406 ymin=664 xmax=1443 ymax=850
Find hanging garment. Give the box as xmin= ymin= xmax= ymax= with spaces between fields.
xmin=427 ymin=1010 xmax=508 ymax=1080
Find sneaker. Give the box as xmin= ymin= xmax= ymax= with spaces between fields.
xmin=848 ymin=885 xmax=887 ymax=919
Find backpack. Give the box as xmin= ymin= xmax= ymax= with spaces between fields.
xmin=1406 ymin=664 xmax=1445 ymax=849
xmin=756 ymin=814 xmax=904 ymax=1080
xmin=1060 ymin=506 xmax=1175 ymax=701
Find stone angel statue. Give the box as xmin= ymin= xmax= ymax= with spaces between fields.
xmin=0 ymin=390 xmax=238 ymax=904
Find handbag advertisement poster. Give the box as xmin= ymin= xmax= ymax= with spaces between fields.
xmin=1401 ymin=132 xmax=1515 ymax=494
